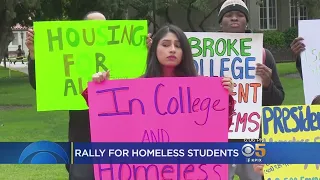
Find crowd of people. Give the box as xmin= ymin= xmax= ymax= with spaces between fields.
xmin=24 ymin=0 xmax=313 ymax=179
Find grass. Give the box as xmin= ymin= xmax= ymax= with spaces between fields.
xmin=0 ymin=67 xmax=69 ymax=179
xmin=276 ymin=62 xmax=304 ymax=105
xmin=0 ymin=62 xmax=304 ymax=180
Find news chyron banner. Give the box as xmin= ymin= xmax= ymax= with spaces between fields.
xmin=87 ymin=77 xmax=230 ymax=179
xmin=2 ymin=141 xmax=320 ymax=165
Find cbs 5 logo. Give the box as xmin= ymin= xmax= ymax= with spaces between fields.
xmin=241 ymin=143 xmax=266 ymax=157
xmin=19 ymin=141 xmax=69 ymax=164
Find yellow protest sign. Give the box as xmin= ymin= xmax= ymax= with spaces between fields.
xmin=262 ymin=105 xmax=320 ymax=180
xmin=34 ymin=20 xmax=148 ymax=111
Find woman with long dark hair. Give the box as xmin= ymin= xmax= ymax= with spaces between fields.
xmin=144 ymin=24 xmax=197 ymax=78
xmin=82 ymin=24 xmax=235 ymax=128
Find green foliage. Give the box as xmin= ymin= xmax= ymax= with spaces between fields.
xmin=65 ymin=0 xmax=129 ymax=20
xmin=283 ymin=27 xmax=298 ymax=47
xmin=261 ymin=27 xmax=298 ymax=49
xmin=262 ymin=30 xmax=286 ymax=48
xmin=293 ymin=0 xmax=320 ymax=18
xmin=129 ymin=0 xmax=152 ymax=19
xmin=191 ymin=0 xmax=217 ymax=14
xmin=13 ymin=0 xmax=65 ymax=26
xmin=298 ymin=0 xmax=320 ymax=7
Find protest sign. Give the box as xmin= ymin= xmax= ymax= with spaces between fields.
xmin=88 ymin=77 xmax=229 ymax=180
xmin=185 ymin=32 xmax=263 ymax=139
xmin=33 ymin=20 xmax=148 ymax=111
xmin=262 ymin=105 xmax=320 ymax=179
xmin=299 ymin=19 xmax=320 ymax=104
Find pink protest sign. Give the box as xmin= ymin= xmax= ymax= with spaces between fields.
xmin=88 ymin=77 xmax=229 ymax=180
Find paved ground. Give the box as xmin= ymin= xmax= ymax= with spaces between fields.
xmin=0 ymin=61 xmax=28 ymax=75
xmin=283 ymin=72 xmax=300 ymax=78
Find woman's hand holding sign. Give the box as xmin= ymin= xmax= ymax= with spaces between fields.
xmin=92 ymin=70 xmax=110 ymax=83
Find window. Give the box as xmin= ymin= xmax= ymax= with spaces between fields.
xmin=11 ymin=33 xmax=19 ymax=45
xmin=259 ymin=0 xmax=277 ymax=30
xmin=290 ymin=0 xmax=308 ymax=27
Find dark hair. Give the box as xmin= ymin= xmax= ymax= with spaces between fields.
xmin=144 ymin=24 xmax=197 ymax=78
xmin=83 ymin=11 xmax=104 ymax=20
xmin=312 ymin=95 xmax=320 ymax=105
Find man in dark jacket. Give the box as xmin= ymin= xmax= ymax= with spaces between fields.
xmin=217 ymin=0 xmax=285 ymax=180
xmin=26 ymin=11 xmax=106 ymax=180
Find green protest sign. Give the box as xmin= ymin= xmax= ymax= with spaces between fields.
xmin=34 ymin=20 xmax=148 ymax=111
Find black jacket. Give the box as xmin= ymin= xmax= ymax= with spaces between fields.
xmin=296 ymin=55 xmax=303 ymax=78
xmin=261 ymin=48 xmax=285 ymax=106
xmin=28 ymin=57 xmax=91 ymax=142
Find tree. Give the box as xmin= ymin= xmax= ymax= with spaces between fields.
xmin=65 ymin=0 xmax=130 ymax=20
xmin=178 ymin=0 xmax=225 ymax=31
xmin=0 ymin=0 xmax=22 ymax=67
xmin=298 ymin=0 xmax=320 ymax=18
xmin=128 ymin=0 xmax=225 ymax=32
xmin=129 ymin=0 xmax=160 ymax=31
xmin=154 ymin=0 xmax=224 ymax=31
xmin=0 ymin=0 xmax=65 ymax=67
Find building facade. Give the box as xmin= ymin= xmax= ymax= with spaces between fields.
xmin=247 ymin=0 xmax=308 ymax=31
xmin=8 ymin=24 xmax=28 ymax=56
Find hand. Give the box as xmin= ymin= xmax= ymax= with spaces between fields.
xmin=290 ymin=37 xmax=305 ymax=56
xmin=222 ymin=77 xmax=234 ymax=95
xmin=147 ymin=33 xmax=152 ymax=49
xmin=26 ymin=28 xmax=35 ymax=59
xmin=256 ymin=63 xmax=272 ymax=88
xmin=253 ymin=164 xmax=264 ymax=176
xmin=92 ymin=70 xmax=110 ymax=83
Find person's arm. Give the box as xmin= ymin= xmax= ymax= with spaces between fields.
xmin=296 ymin=55 xmax=303 ymax=79
xmin=262 ymin=49 xmax=285 ymax=106
xmin=228 ymin=95 xmax=235 ymax=129
xmin=28 ymin=55 xmax=36 ymax=90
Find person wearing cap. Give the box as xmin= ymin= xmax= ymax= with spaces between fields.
xmin=217 ymin=0 xmax=285 ymax=180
